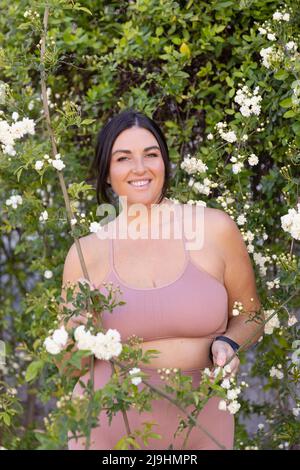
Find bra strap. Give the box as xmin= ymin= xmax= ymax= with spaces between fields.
xmin=174 ymin=203 xmax=190 ymax=260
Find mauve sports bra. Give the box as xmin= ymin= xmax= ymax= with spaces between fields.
xmin=96 ymin=206 xmax=229 ymax=343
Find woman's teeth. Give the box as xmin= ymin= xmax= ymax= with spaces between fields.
xmin=128 ymin=180 xmax=151 ymax=187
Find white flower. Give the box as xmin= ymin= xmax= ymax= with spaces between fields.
xmin=207 ymin=133 xmax=213 ymax=140
xmin=3 ymin=144 xmax=16 ymax=156
xmin=6 ymin=195 xmax=23 ymax=209
xmin=227 ymin=388 xmax=241 ymax=400
xmin=234 ymin=85 xmax=262 ymax=118
xmin=129 ymin=367 xmax=142 ymax=385
xmin=52 ymin=326 xmax=68 ymax=348
xmin=260 ymin=46 xmax=284 ymax=69
xmin=71 ymin=218 xmax=77 ymax=225
xmin=35 ymin=160 xmax=44 ymax=171
xmin=264 ymin=309 xmax=280 ymax=334
xmin=227 ymin=400 xmax=241 ymax=414
xmin=44 ymin=337 xmax=62 ymax=355
xmin=267 ymin=33 xmax=276 ymax=41
xmin=288 ymin=315 xmax=298 ymax=327
xmin=270 ymin=366 xmax=284 ymax=379
xmin=92 ymin=330 xmax=122 ymax=360
xmin=237 ymin=214 xmax=247 ymax=226
xmin=221 ymin=130 xmax=237 ymax=143
xmin=282 ymin=13 xmax=290 ymax=22
xmin=281 ymin=205 xmax=300 ymax=241
xmin=22 ymin=117 xmax=35 ymax=134
xmin=273 ymin=11 xmax=282 ymax=21
xmin=75 ymin=327 xmax=96 ymax=351
xmin=193 ymin=178 xmax=212 ymax=196
xmin=12 ymin=112 xmax=19 ymax=121
xmin=248 ymin=154 xmax=259 ymax=166
xmin=44 ymin=270 xmax=53 ymax=279
xmin=39 ymin=210 xmax=48 ymax=222
xmin=286 ymin=41 xmax=297 ymax=52
xmin=221 ymin=378 xmax=231 ymax=389
xmin=89 ymin=221 xmax=102 ymax=233
xmin=232 ymin=162 xmax=244 ymax=174
xmin=51 ymin=159 xmax=65 ymax=171
xmin=106 ymin=328 xmax=121 ymax=343
xmin=292 ymin=407 xmax=300 ymax=417
xmin=258 ymin=423 xmax=265 ymax=430
xmin=180 ymin=156 xmax=208 ymax=175
xmin=44 ymin=326 xmax=69 ymax=355
xmin=258 ymin=27 xmax=267 ymax=35
xmin=218 ymin=400 xmax=227 ymax=411
xmin=232 ymin=309 xmax=240 ymax=316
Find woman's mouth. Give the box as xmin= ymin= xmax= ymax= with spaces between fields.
xmin=128 ymin=179 xmax=152 ymax=189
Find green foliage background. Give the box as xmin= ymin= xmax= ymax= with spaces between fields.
xmin=0 ymin=0 xmax=299 ymax=449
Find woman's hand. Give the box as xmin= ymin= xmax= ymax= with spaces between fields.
xmin=211 ymin=340 xmax=240 ymax=378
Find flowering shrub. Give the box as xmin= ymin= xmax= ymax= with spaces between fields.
xmin=0 ymin=0 xmax=299 ymax=450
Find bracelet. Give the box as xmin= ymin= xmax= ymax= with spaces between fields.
xmin=209 ymin=335 xmax=240 ymax=363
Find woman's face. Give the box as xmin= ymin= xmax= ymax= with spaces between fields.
xmin=107 ymin=126 xmax=165 ymax=208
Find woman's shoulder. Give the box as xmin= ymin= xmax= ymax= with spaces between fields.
xmin=179 ymin=202 xmax=231 ymax=224
xmin=63 ymin=232 xmax=107 ymax=271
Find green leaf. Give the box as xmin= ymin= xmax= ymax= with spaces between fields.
xmin=25 ymin=360 xmax=45 ymax=382
xmin=274 ymin=69 xmax=289 ymax=81
xmin=292 ymin=122 xmax=300 ymax=135
xmin=3 ymin=413 xmax=11 ymax=426
xmin=279 ymin=97 xmax=292 ymax=108
xmin=283 ymin=110 xmax=296 ymax=118
xmin=73 ymin=6 xmax=92 ymax=15
xmin=81 ymin=118 xmax=96 ymax=125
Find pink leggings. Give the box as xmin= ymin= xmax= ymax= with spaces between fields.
xmin=68 ymin=361 xmax=234 ymax=450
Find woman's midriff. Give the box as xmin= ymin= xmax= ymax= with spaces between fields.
xmin=133 ymin=337 xmax=213 ymax=370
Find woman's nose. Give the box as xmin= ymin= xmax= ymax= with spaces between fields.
xmin=132 ymin=157 xmax=147 ymax=172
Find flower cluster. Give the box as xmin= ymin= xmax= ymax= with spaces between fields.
xmin=35 ymin=153 xmax=66 ymax=172
xmin=39 ymin=210 xmax=48 ymax=222
xmin=5 ymin=194 xmax=22 ymax=209
xmin=180 ymin=155 xmax=208 ymax=175
xmin=192 ymin=177 xmax=214 ymax=196
xmin=253 ymin=251 xmax=271 ymax=276
xmin=264 ymin=310 xmax=280 ymax=334
xmin=129 ymin=367 xmax=142 ymax=385
xmin=0 ymin=115 xmax=35 ymax=156
xmin=266 ymin=277 xmax=280 ymax=290
xmin=203 ymin=364 xmax=247 ymax=414
xmin=23 ymin=9 xmax=40 ymax=20
xmin=74 ymin=325 xmax=122 ymax=360
xmin=270 ymin=364 xmax=284 ymax=380
xmin=272 ymin=10 xmax=290 ymax=22
xmin=280 ymin=203 xmax=300 ymax=241
xmin=215 ymin=122 xmax=237 ymax=143
xmin=259 ymin=46 xmax=284 ymax=69
xmin=234 ymin=85 xmax=262 ymax=117
xmin=232 ymin=301 xmax=244 ymax=317
xmin=44 ymin=325 xmax=68 ymax=355
xmin=291 ymin=340 xmax=300 ymax=366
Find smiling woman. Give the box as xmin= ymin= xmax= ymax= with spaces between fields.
xmin=64 ymin=108 xmax=262 ymax=450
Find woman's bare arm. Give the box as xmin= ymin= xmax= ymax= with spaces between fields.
xmin=56 ymin=240 xmax=92 ymax=378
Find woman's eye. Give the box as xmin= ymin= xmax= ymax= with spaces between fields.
xmin=117 ymin=154 xmax=158 ymax=161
